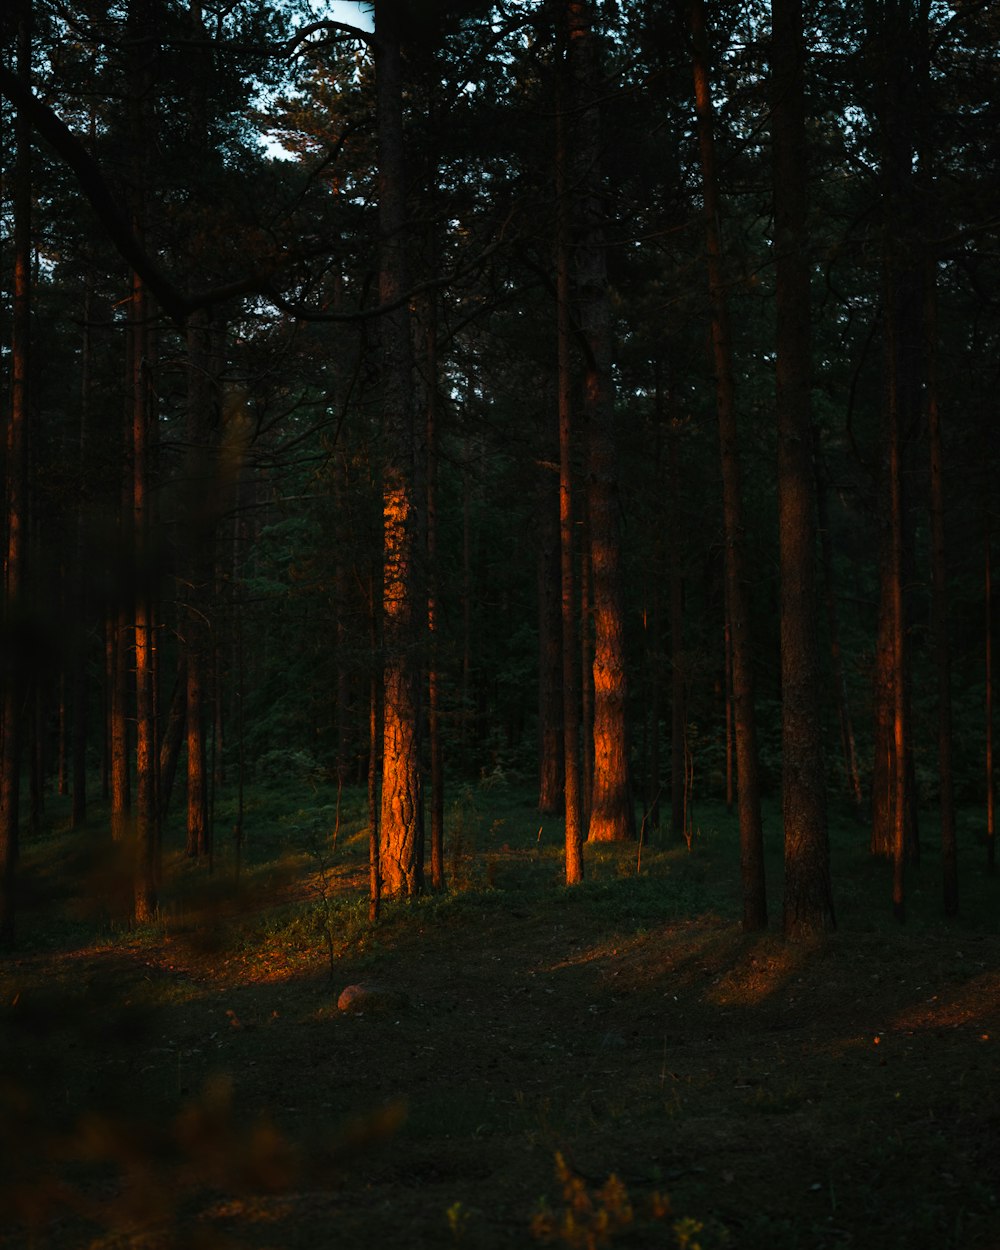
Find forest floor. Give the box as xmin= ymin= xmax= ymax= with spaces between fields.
xmin=1 ymin=780 xmax=999 ymax=1250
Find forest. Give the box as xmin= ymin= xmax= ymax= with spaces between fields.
xmin=1 ymin=0 xmax=999 ymax=1247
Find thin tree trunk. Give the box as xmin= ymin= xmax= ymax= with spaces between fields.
xmin=537 ymin=453 xmax=564 ymax=816
xmin=772 ymin=0 xmax=835 ymax=939
xmin=816 ymin=446 xmax=864 ymax=819
xmin=668 ymin=416 xmax=687 ymax=841
xmin=425 ymin=294 xmax=445 ymax=890
xmin=158 ymin=656 xmax=186 ymax=819
xmin=925 ymin=269 xmax=957 ymax=915
xmin=0 ymin=14 xmax=31 ymax=943
xmin=131 ymin=266 xmax=159 ymax=922
xmin=691 ymin=0 xmax=766 ymax=928
xmin=71 ymin=263 xmax=95 ymax=831
xmin=128 ymin=0 xmax=159 ymax=922
xmin=368 ymin=567 xmax=381 ymax=921
xmin=579 ymin=497 xmax=595 ymax=831
xmin=987 ymin=515 xmax=995 ymax=872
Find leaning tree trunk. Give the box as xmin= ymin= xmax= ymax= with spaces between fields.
xmin=691 ymin=0 xmax=766 ymax=928
xmin=772 ymin=0 xmax=835 ymax=940
xmin=376 ymin=0 xmax=423 ymax=898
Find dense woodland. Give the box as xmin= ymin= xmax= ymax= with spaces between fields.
xmin=2 ymin=0 xmax=999 ymax=945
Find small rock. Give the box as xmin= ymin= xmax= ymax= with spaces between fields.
xmin=337 ymin=983 xmax=410 ymax=1014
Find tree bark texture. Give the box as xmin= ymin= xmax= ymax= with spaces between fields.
xmin=772 ymin=0 xmax=835 ymax=939
xmin=691 ymin=0 xmax=766 ymax=928
xmin=556 ymin=22 xmax=583 ymax=882
xmin=376 ymin=0 xmax=423 ymax=898
xmin=568 ymin=0 xmax=634 ymax=843
xmin=0 ymin=3 xmax=31 ymax=943
xmin=537 ymin=455 xmax=565 ymax=816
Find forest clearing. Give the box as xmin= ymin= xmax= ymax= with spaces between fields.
xmin=1 ymin=780 xmax=998 ymax=1250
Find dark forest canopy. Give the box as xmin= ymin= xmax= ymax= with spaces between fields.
xmin=1 ymin=0 xmax=999 ymax=941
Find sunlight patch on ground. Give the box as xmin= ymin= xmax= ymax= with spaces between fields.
xmin=890 ymin=971 xmax=1000 ymax=1033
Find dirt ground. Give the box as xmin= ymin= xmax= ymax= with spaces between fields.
xmin=2 ymin=817 xmax=999 ymax=1250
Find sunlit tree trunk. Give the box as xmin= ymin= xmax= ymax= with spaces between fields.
xmin=691 ymin=0 xmax=766 ymax=928
xmin=0 ymin=2 xmax=31 ymax=944
xmin=569 ymin=0 xmax=634 ymax=844
xmin=772 ymin=0 xmax=835 ymax=939
xmin=556 ymin=20 xmax=583 ymax=883
xmin=376 ymin=0 xmax=423 ymax=898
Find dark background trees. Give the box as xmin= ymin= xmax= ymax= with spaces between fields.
xmin=2 ymin=0 xmax=998 ymax=939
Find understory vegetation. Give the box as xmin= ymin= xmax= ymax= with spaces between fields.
xmin=2 ymin=777 xmax=998 ymax=1249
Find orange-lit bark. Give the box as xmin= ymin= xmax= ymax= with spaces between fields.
xmin=556 ymin=24 xmax=583 ymax=883
xmin=691 ymin=0 xmax=766 ymax=927
xmin=0 ymin=5 xmax=31 ymax=943
xmin=568 ymin=0 xmax=634 ymax=844
xmin=376 ymin=0 xmax=423 ymax=898
xmin=773 ymin=0 xmax=835 ymax=939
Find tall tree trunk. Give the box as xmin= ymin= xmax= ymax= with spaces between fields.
xmin=772 ymin=0 xmax=835 ymax=939
xmin=71 ymin=259 xmax=96 ymax=831
xmin=376 ymin=0 xmax=422 ymax=898
xmin=424 ymin=293 xmax=445 ymax=890
xmin=128 ymin=0 xmax=159 ymax=922
xmin=556 ymin=20 xmax=583 ymax=883
xmin=537 ymin=452 xmax=564 ymax=816
xmin=925 ymin=270 xmax=957 ymax=915
xmin=0 ymin=3 xmax=31 ymax=943
xmin=130 ymin=267 xmax=159 ymax=922
xmin=668 ymin=415 xmax=687 ymax=841
xmin=987 ymin=515 xmax=995 ymax=873
xmin=690 ymin=0 xmax=766 ymax=928
xmin=815 ymin=447 xmax=864 ymax=820
xmin=870 ymin=0 xmax=920 ymax=917
xmin=158 ymin=656 xmax=186 ymax=818
xmin=568 ymin=0 xmax=634 ymax=844
xmin=183 ymin=310 xmax=216 ymax=860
